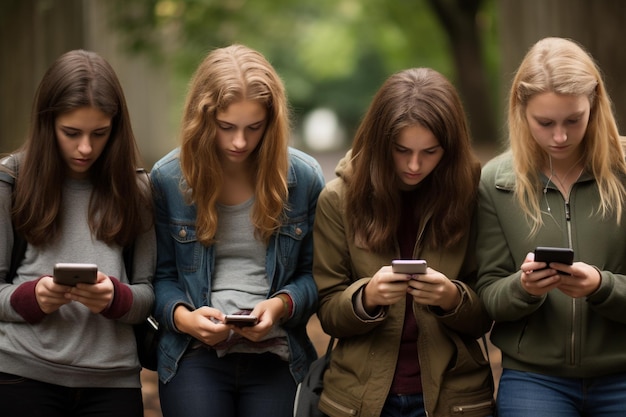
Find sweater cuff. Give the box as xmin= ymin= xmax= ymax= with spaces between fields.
xmin=10 ymin=277 xmax=47 ymax=324
xmin=100 ymin=276 xmax=133 ymax=319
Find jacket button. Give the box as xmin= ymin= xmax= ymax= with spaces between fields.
xmin=295 ymin=227 xmax=302 ymax=236
xmin=179 ymin=228 xmax=187 ymax=238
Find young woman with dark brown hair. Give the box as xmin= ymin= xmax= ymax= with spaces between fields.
xmin=313 ymin=67 xmax=494 ymax=417
xmin=0 ymin=49 xmax=155 ymax=417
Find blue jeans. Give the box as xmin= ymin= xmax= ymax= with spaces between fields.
xmin=380 ymin=393 xmax=425 ymax=417
xmin=497 ymin=369 xmax=626 ymax=416
xmin=0 ymin=371 xmax=143 ymax=417
xmin=159 ymin=348 xmax=296 ymax=417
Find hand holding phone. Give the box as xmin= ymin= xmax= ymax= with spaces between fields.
xmin=53 ymin=263 xmax=97 ymax=286
xmin=223 ymin=314 xmax=258 ymax=327
xmin=391 ymin=259 xmax=427 ymax=275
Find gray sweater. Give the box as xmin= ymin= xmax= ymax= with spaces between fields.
xmin=0 ymin=177 xmax=155 ymax=388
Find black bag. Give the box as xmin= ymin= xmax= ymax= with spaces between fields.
xmin=293 ymin=337 xmax=335 ymax=417
xmin=133 ymin=315 xmax=159 ymax=371
xmin=122 ymin=231 xmax=160 ymax=372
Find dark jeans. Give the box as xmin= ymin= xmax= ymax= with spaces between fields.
xmin=381 ymin=393 xmax=426 ymax=417
xmin=159 ymin=348 xmax=296 ymax=417
xmin=0 ymin=371 xmax=143 ymax=417
xmin=497 ymin=368 xmax=626 ymax=416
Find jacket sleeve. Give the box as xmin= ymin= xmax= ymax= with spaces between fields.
xmin=313 ymin=182 xmax=388 ymax=338
xmin=275 ymin=159 xmax=326 ymax=328
xmin=474 ymin=162 xmax=546 ymax=322
xmin=150 ymin=165 xmax=195 ymax=334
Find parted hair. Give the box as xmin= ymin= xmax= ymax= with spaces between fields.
xmin=508 ymin=37 xmax=626 ymax=234
xmin=179 ymin=44 xmax=290 ymax=246
xmin=9 ymin=49 xmax=151 ymax=247
xmin=345 ymin=67 xmax=480 ymax=252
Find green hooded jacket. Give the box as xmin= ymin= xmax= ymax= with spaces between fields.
xmin=476 ymin=152 xmax=626 ymax=378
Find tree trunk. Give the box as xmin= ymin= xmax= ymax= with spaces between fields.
xmin=0 ymin=0 xmax=84 ymax=151
xmin=498 ymin=0 xmax=626 ymax=134
xmin=427 ymin=0 xmax=498 ymax=144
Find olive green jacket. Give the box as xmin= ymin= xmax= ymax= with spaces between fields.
xmin=313 ymin=157 xmax=494 ymax=417
xmin=476 ymin=152 xmax=626 ymax=377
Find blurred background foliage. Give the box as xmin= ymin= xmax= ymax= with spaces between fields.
xmin=1 ymin=0 xmax=625 ymax=167
xmin=107 ymin=0 xmax=499 ymax=148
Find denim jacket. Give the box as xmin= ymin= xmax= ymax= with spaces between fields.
xmin=150 ymin=147 xmax=325 ymax=384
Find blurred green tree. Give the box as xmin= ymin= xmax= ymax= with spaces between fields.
xmin=107 ymin=0 xmax=498 ymax=144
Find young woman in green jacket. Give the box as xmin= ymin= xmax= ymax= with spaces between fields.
xmin=313 ymin=68 xmax=494 ymax=417
xmin=476 ymin=37 xmax=626 ymax=416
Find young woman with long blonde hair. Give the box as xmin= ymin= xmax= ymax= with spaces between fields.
xmin=476 ymin=37 xmax=626 ymax=416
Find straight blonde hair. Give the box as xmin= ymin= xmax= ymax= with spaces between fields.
xmin=508 ymin=37 xmax=626 ymax=234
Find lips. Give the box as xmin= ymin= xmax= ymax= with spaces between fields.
xmin=73 ymin=158 xmax=91 ymax=165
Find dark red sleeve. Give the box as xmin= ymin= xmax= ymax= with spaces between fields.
xmin=10 ymin=277 xmax=47 ymax=324
xmin=100 ymin=276 xmax=134 ymax=319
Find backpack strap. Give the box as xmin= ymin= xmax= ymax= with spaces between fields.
xmin=1 ymin=155 xmax=26 ymax=284
xmin=123 ymin=168 xmax=149 ymax=284
xmin=0 ymin=154 xmax=17 ymax=185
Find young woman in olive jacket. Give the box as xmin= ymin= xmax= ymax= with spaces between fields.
xmin=476 ymin=37 xmax=626 ymax=416
xmin=313 ymin=68 xmax=494 ymax=417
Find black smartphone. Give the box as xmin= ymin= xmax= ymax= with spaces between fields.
xmin=534 ymin=247 xmax=574 ymax=274
xmin=391 ymin=259 xmax=428 ymax=274
xmin=223 ymin=314 xmax=258 ymax=327
xmin=534 ymin=247 xmax=574 ymax=265
xmin=53 ymin=263 xmax=98 ymax=286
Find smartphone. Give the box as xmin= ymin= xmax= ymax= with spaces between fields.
xmin=53 ymin=263 xmax=97 ymax=286
xmin=534 ymin=246 xmax=574 ymax=275
xmin=534 ymin=247 xmax=574 ymax=265
xmin=391 ymin=259 xmax=428 ymax=274
xmin=223 ymin=314 xmax=258 ymax=327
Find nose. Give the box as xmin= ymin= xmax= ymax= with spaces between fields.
xmin=553 ymin=127 xmax=567 ymax=144
xmin=232 ymin=129 xmax=246 ymax=149
xmin=408 ymin=154 xmax=420 ymax=172
xmin=77 ymin=135 xmax=92 ymax=155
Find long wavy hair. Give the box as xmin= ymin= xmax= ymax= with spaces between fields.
xmin=7 ymin=49 xmax=150 ymax=247
xmin=345 ymin=67 xmax=480 ymax=252
xmin=178 ymin=44 xmax=290 ymax=246
xmin=508 ymin=37 xmax=626 ymax=234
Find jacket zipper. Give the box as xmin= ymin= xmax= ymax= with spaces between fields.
xmin=565 ymin=199 xmax=576 ymax=366
xmin=452 ymin=400 xmax=494 ymax=414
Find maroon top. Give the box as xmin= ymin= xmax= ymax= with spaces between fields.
xmin=390 ymin=191 xmax=422 ymax=394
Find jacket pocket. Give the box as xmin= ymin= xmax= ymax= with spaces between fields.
xmin=169 ymin=222 xmax=200 ymax=272
xmin=319 ymin=391 xmax=358 ymax=416
xmin=276 ymin=216 xmax=309 ymax=269
xmin=451 ymin=399 xmax=494 ymax=416
xmin=441 ymin=385 xmax=494 ymax=417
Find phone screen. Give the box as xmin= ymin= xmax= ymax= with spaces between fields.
xmin=391 ymin=260 xmax=428 ymax=274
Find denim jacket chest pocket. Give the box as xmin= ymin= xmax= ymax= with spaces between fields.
xmin=276 ymin=214 xmax=309 ymax=270
xmin=170 ymin=223 xmax=201 ymax=272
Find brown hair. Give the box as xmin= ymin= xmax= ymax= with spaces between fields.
xmin=179 ymin=44 xmax=290 ymax=245
xmin=345 ymin=67 xmax=480 ymax=252
xmin=9 ymin=49 xmax=150 ymax=247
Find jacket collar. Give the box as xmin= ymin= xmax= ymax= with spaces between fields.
xmin=492 ymin=152 xmax=594 ymax=192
